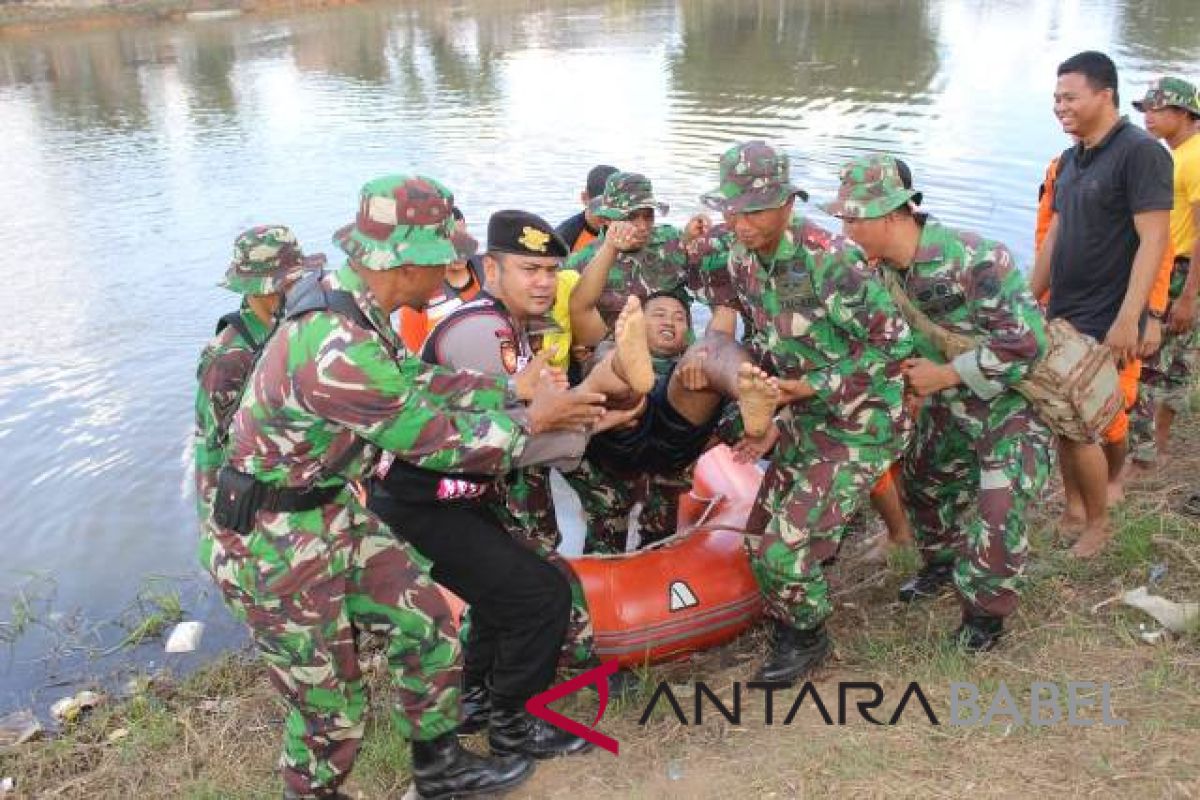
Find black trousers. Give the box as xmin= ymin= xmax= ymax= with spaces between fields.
xmin=367 ymin=486 xmax=571 ymax=709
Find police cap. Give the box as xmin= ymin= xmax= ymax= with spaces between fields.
xmin=486 ymin=210 xmax=569 ymax=258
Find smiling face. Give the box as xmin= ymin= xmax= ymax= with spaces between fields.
xmin=1054 ymin=71 xmax=1113 ymax=140
xmin=644 ymin=294 xmax=689 ymax=357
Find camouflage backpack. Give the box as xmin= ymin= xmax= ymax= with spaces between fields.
xmin=881 ymin=270 xmax=1123 ymax=442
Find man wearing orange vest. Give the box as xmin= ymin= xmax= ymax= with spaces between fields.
xmin=557 ymin=164 xmax=620 ymax=254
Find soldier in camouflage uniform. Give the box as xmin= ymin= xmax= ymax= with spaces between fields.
xmin=205 ymin=175 xmax=605 ymax=799
xmin=825 ymin=154 xmax=1052 ymax=651
xmin=563 ymin=172 xmax=709 ymax=551
xmin=193 ymin=225 xmax=322 ymax=527
xmin=696 ymin=141 xmax=914 ymax=684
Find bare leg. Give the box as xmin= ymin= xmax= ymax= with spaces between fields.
xmin=676 ymin=334 xmax=782 ymax=437
xmin=576 ymin=342 xmax=634 ymax=398
xmin=1103 ymin=439 xmax=1127 ymax=507
xmin=614 ymin=296 xmax=654 ymax=394
xmin=1057 ymin=438 xmax=1086 ymax=537
xmin=872 ymin=479 xmax=913 ymax=546
xmin=1155 ymin=404 xmax=1176 ymax=462
xmin=1061 ymin=438 xmax=1112 ymax=558
xmin=664 ymin=335 xmax=751 ymax=426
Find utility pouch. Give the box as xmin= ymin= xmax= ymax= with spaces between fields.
xmin=213 ymin=466 xmax=264 ymax=535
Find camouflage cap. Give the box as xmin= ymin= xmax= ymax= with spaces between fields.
xmin=587 ymin=172 xmax=670 ymax=221
xmin=333 ymin=174 xmax=458 ymax=270
xmin=221 ymin=225 xmax=324 ymax=295
xmin=821 ymin=154 xmax=923 ymax=221
xmin=1133 ymin=76 xmax=1200 ymax=116
xmin=700 ymin=141 xmax=808 ymax=214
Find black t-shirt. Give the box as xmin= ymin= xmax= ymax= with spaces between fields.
xmin=1048 ymin=118 xmax=1173 ymax=340
xmin=555 ymin=211 xmax=597 ymax=252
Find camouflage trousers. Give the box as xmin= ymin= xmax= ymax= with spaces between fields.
xmin=748 ymin=417 xmax=903 ymax=631
xmin=902 ymin=390 xmax=1051 ymax=619
xmin=489 ymin=467 xmax=593 ymax=669
xmin=1129 ymin=325 xmax=1200 ymax=462
xmin=563 ymin=457 xmax=691 ymax=554
xmin=198 ymin=496 xmax=460 ymax=799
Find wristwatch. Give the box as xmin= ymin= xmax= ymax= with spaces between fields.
xmin=1148 ymin=309 xmax=1166 ymax=322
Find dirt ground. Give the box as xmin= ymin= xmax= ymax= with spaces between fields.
xmin=3 ymin=418 xmax=1200 ymax=798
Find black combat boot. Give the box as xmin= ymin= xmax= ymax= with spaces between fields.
xmin=753 ymin=620 xmax=832 ymax=686
xmin=951 ymin=614 xmax=1004 ymax=653
xmin=458 ymin=681 xmax=492 ymax=734
xmin=411 ymin=731 xmax=534 ymax=800
xmin=897 ymin=562 xmax=954 ymax=602
xmin=488 ymin=708 xmax=594 ymax=759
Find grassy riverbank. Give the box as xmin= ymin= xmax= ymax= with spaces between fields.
xmin=3 ymin=423 xmax=1199 ymax=798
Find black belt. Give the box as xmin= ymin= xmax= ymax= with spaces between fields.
xmin=215 ymin=466 xmax=343 ymax=517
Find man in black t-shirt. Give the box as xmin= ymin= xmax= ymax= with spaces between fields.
xmin=1031 ymin=50 xmax=1173 ymax=558
xmin=556 ymin=164 xmax=619 ymax=253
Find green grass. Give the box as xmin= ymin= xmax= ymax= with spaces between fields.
xmin=354 ymin=709 xmax=412 ymax=796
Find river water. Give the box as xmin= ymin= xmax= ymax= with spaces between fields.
xmin=1 ymin=0 xmax=1198 ymax=713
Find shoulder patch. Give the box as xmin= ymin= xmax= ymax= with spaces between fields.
xmin=499 ymin=335 xmax=519 ymax=374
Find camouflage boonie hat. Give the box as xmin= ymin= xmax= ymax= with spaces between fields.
xmin=700 ymin=141 xmax=808 ymax=214
xmin=822 ymin=154 xmax=923 ymax=221
xmin=221 ymin=225 xmax=324 ymax=295
xmin=1133 ymin=76 xmax=1200 ymax=116
xmin=588 ymin=172 xmax=669 ymax=221
xmin=333 ymin=174 xmax=458 ymax=270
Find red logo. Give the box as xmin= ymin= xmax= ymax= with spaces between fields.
xmin=524 ymin=659 xmax=620 ymax=755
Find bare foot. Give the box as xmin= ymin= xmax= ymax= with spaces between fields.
xmin=1070 ymin=523 xmax=1113 ymax=559
xmin=613 ymin=296 xmax=655 ymax=395
xmin=737 ymin=362 xmax=781 ymax=438
xmin=1057 ymin=512 xmax=1086 ymax=541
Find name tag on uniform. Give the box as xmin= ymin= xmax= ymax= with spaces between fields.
xmin=915 ymin=279 xmax=964 ymax=317
xmin=775 ymin=269 xmax=822 ymax=312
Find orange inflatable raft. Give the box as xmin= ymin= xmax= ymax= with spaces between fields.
xmin=438 ymin=445 xmax=767 ymax=667
xmin=571 ymin=444 xmax=765 ymax=666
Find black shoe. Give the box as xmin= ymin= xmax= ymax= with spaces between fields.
xmin=411 ymin=731 xmax=534 ymax=800
xmin=458 ymin=682 xmax=492 ymax=735
xmin=897 ymin=562 xmax=954 ymax=603
xmin=951 ymin=614 xmax=1004 ymax=653
xmin=752 ymin=621 xmax=832 ymax=686
xmin=488 ymin=708 xmax=594 ymax=759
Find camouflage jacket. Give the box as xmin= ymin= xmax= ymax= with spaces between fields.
xmin=565 ymin=224 xmax=698 ymax=329
xmin=224 ymin=264 xmax=530 ymax=489
xmin=193 ymin=307 xmax=271 ymax=517
xmin=697 ymin=215 xmax=912 ymax=443
xmin=883 ymin=216 xmax=1046 ymax=401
